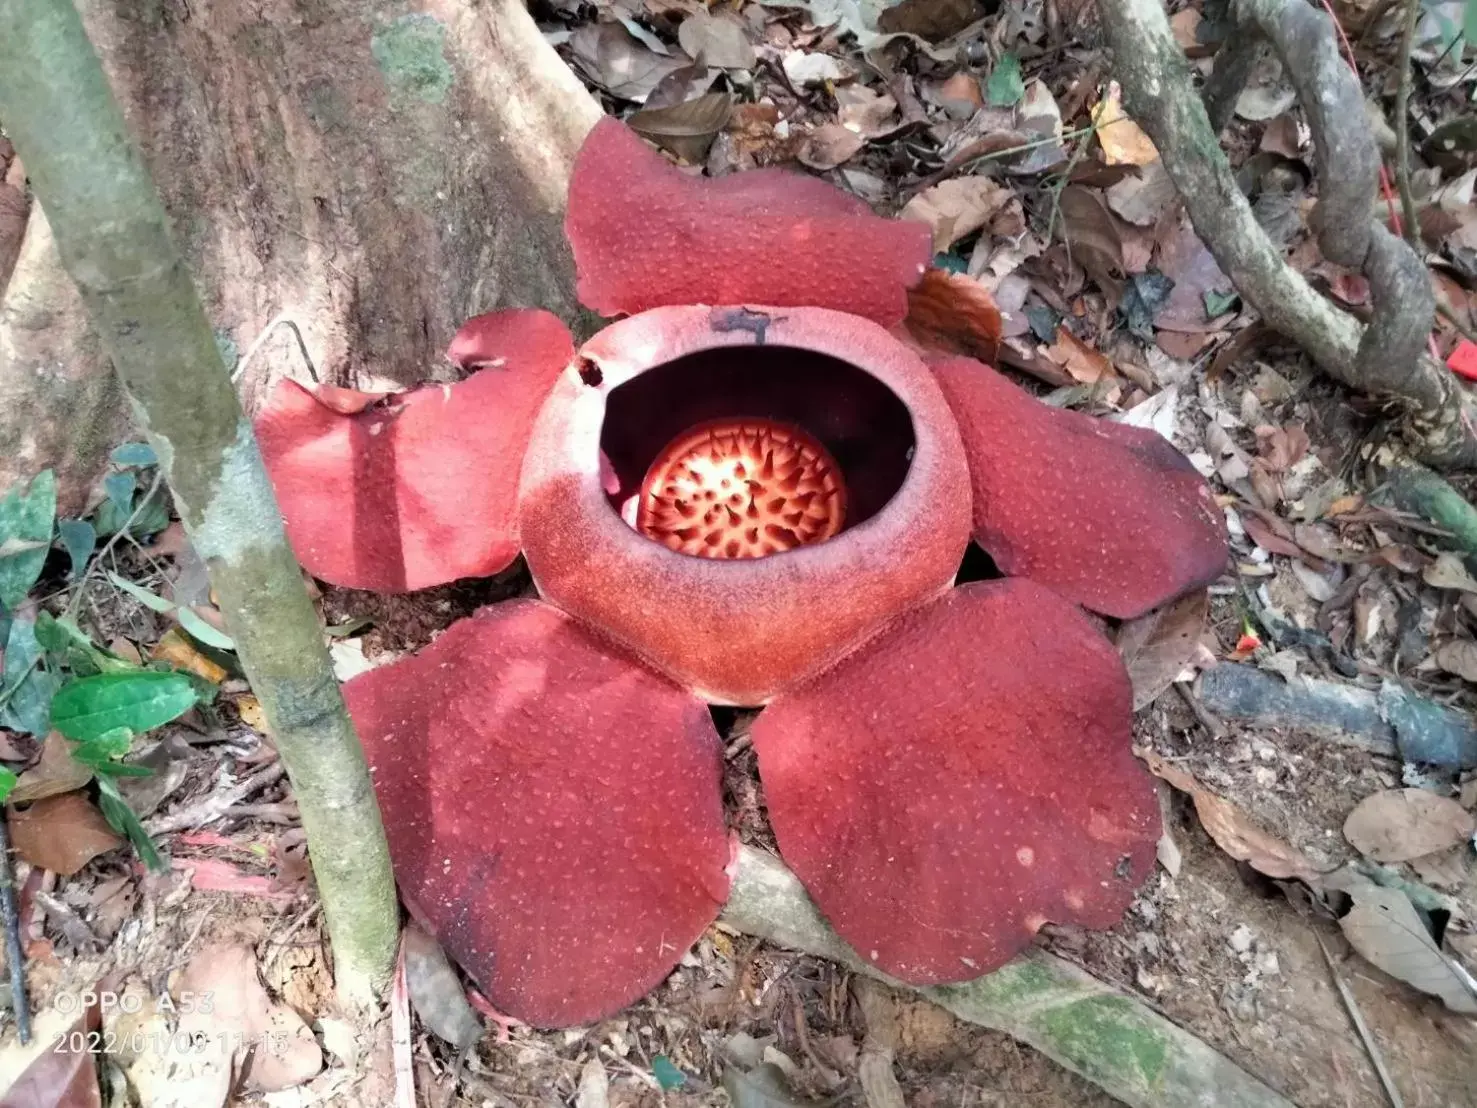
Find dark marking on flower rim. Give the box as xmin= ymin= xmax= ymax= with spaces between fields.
xmin=709 ymin=307 xmax=786 ymax=346
xmin=577 ymin=358 xmax=604 ymax=387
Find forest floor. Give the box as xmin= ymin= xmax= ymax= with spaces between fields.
xmin=2 ymin=0 xmax=1477 ymax=1104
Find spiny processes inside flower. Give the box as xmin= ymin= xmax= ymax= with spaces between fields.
xmin=636 ymin=418 xmax=847 ymax=559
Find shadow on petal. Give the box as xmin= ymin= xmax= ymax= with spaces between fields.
xmin=566 ymin=118 xmax=932 ymax=327
xmin=931 ymin=357 xmax=1228 ymax=618
xmin=343 ymin=599 xmax=731 ymax=1027
xmin=255 ymin=309 xmax=573 ymax=592
xmin=751 ymin=579 xmax=1160 ymax=985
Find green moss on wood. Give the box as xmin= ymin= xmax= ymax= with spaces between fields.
xmin=371 ymin=14 xmax=453 ymax=106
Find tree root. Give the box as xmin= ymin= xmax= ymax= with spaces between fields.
xmin=721 ymin=847 xmax=1296 ymax=1108
xmin=1377 ymin=460 xmax=1477 ymax=554
xmin=1095 ymin=0 xmax=1477 ymax=469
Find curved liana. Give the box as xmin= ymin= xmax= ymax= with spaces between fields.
xmin=342 ymin=600 xmax=731 ymax=1027
xmin=751 ymin=579 xmax=1161 ymax=984
xmin=931 ymin=357 xmax=1227 ymax=619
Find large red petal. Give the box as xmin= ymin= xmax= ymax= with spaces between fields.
xmin=931 ymin=357 xmax=1227 ymax=618
xmin=255 ymin=310 xmax=572 ymax=592
xmin=750 ymin=580 xmax=1159 ymax=985
xmin=343 ymin=599 xmax=731 ymax=1027
xmin=566 ymin=117 xmax=931 ymax=327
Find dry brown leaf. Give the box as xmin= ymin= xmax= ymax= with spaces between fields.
xmin=11 ymin=732 xmax=93 ymax=804
xmin=1105 ymin=161 xmax=1178 ymax=228
xmin=1424 ymin=552 xmax=1477 ymax=593
xmin=875 ymin=0 xmax=986 ymax=39
xmin=176 ymin=943 xmax=324 ymax=1092
xmin=1155 ymin=216 xmax=1236 ymax=333
xmin=1342 ymin=788 xmax=1476 ymax=863
xmin=936 ymin=72 xmax=983 ymax=117
xmin=797 ymin=123 xmax=865 ymax=170
xmin=236 ymin=694 xmax=269 ymax=734
xmin=901 ymin=269 xmax=1002 ymax=365
xmin=1255 ymin=423 xmax=1310 ymax=472
xmin=1092 ymin=82 xmax=1159 ymax=167
xmin=1169 ymin=8 xmax=1203 ymax=49
xmin=1434 ymin=639 xmax=1477 ymax=682
xmin=1259 ymin=114 xmax=1303 ymax=158
xmin=151 ymin=626 xmax=229 ymax=684
xmin=1055 ymin=186 xmax=1125 ymax=290
xmin=1332 ymin=872 xmax=1477 ymax=1014
xmin=835 ymin=85 xmax=900 ymax=138
xmin=9 ymin=792 xmax=122 ymax=876
xmin=1140 ymin=750 xmax=1328 ymax=884
xmin=570 ymin=22 xmax=688 ymax=102
xmin=627 ymin=91 xmax=732 ymax=163
xmin=1116 ymin=591 xmax=1211 ymax=710
xmin=0 ymin=182 xmax=27 ymax=291
xmin=0 ymin=993 xmax=103 ymax=1108
xmin=901 ymin=177 xmax=1013 ymax=252
xmin=1045 ymin=326 xmax=1115 ymax=384
xmin=1242 ymin=513 xmax=1303 ymax=558
xmin=676 ymin=9 xmax=754 ymax=69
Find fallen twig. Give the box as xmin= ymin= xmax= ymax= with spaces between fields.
xmin=721 ymin=847 xmax=1295 ymax=1108
xmin=144 ymin=758 xmax=286 ymax=836
xmin=0 ymin=817 xmax=30 ymax=1044
xmin=1316 ymin=933 xmax=1405 ymax=1108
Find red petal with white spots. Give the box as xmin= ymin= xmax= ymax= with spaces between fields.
xmin=930 ymin=357 xmax=1227 ymax=618
xmin=344 ymin=600 xmax=730 ymax=1027
xmin=751 ymin=580 xmax=1159 ymax=984
xmin=566 ymin=118 xmax=931 ymax=327
xmin=255 ymin=310 xmax=572 ymax=592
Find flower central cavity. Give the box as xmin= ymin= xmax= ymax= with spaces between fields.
xmin=636 ymin=418 xmax=847 ymax=559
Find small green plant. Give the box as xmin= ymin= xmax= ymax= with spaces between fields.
xmin=0 ymin=462 xmax=223 ymax=871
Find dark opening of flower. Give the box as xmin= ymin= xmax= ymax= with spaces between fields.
xmin=595 ymin=342 xmax=921 ymax=564
xmin=634 ymin=417 xmax=846 ymax=559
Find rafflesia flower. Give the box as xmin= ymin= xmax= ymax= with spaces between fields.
xmin=255 ymin=118 xmax=1227 ymax=1028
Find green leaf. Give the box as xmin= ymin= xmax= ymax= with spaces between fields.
xmin=1466 ymin=0 xmax=1477 ymax=46
xmin=109 ymin=442 xmax=157 ymax=468
xmin=1203 ymin=288 xmax=1239 ymax=318
xmin=103 ymin=471 xmax=137 ymax=515
xmin=0 ymin=470 xmax=57 ymax=610
xmin=34 ymin=612 xmax=137 ymax=677
xmin=50 ymin=671 xmax=198 ymax=743
xmin=652 ymin=1057 xmax=686 ymax=1091
xmin=0 ymin=618 xmax=59 ymax=736
xmin=986 ymin=52 xmax=1024 ymax=107
xmin=93 ymin=482 xmax=169 ymax=540
xmin=97 ymin=775 xmax=163 ymax=872
xmin=105 ymin=571 xmax=177 ymax=614
xmin=78 ymin=725 xmax=135 ymax=762
xmin=176 ymin=607 xmax=236 ymax=652
xmin=0 ymin=766 xmax=16 ymax=806
xmin=92 ymin=761 xmax=155 ymax=778
xmin=56 ymin=519 xmax=96 ymax=581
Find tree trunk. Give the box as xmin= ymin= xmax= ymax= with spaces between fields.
xmin=0 ymin=0 xmax=602 ymax=506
